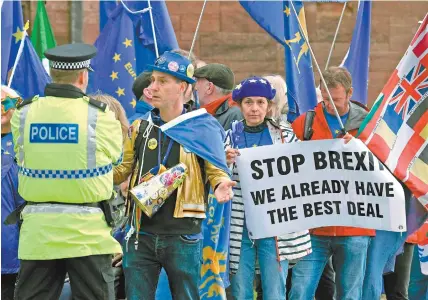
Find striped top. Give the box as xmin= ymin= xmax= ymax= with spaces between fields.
xmin=225 ymin=120 xmax=312 ymax=274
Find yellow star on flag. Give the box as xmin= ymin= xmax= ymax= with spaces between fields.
xmin=284 ymin=6 xmax=291 ymax=17
xmin=12 ymin=21 xmax=30 ymax=43
xmin=113 ymin=53 xmax=121 ymax=62
xmin=12 ymin=27 xmax=24 ymax=43
xmin=110 ymin=71 xmax=118 ymax=81
xmin=115 ymin=87 xmax=125 ymax=97
xmin=130 ymin=98 xmax=137 ymax=108
xmin=123 ymin=38 xmax=132 ymax=48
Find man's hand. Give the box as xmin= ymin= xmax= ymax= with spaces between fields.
xmin=226 ymin=148 xmax=240 ymax=166
xmin=343 ymin=133 xmax=353 ymax=144
xmin=215 ymin=180 xmax=237 ymax=203
xmin=112 ymin=253 xmax=123 ymax=267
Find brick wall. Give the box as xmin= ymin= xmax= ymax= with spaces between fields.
xmin=23 ymin=1 xmax=427 ymax=107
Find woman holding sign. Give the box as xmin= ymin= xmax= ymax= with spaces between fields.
xmin=225 ymin=77 xmax=312 ymax=300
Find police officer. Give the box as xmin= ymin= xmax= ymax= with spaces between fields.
xmin=11 ymin=43 xmax=123 ymax=300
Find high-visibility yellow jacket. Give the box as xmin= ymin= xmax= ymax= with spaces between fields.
xmin=11 ymin=83 xmax=123 ymax=259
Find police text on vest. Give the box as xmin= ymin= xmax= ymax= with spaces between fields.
xmin=30 ymin=124 xmax=79 ymax=143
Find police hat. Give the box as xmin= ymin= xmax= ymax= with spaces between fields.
xmin=146 ymin=51 xmax=195 ymax=84
xmin=45 ymin=43 xmax=96 ymax=71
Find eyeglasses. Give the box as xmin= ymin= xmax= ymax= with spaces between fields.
xmin=1 ymin=96 xmax=22 ymax=114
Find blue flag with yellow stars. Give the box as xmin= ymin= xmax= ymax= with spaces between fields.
xmin=90 ymin=1 xmax=178 ymax=117
xmin=99 ymin=0 xmax=178 ymax=75
xmin=240 ymin=1 xmax=318 ymax=122
xmin=88 ymin=4 xmax=138 ymax=117
xmin=1 ymin=0 xmax=51 ymax=98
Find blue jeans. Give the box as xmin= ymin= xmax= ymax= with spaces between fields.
xmin=123 ymin=233 xmax=202 ymax=300
xmin=409 ymin=245 xmax=428 ymax=300
xmin=290 ymin=235 xmax=370 ymax=300
xmin=230 ymin=226 xmax=288 ymax=300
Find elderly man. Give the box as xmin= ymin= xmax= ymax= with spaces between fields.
xmin=290 ymin=66 xmax=373 ymax=300
xmin=194 ymin=63 xmax=242 ymax=130
xmin=114 ymin=51 xmax=235 ymax=299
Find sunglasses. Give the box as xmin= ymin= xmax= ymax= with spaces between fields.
xmin=1 ymin=96 xmax=22 ymax=114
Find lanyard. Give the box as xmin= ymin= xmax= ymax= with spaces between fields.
xmin=158 ymin=129 xmax=174 ymax=167
xmin=156 ymin=107 xmax=185 ymax=166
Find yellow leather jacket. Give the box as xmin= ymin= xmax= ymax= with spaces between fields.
xmin=114 ymin=119 xmax=229 ymax=219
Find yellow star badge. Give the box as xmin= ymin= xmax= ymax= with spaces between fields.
xmin=284 ymin=6 xmax=291 ymax=17
xmin=130 ymin=98 xmax=136 ymax=108
xmin=115 ymin=87 xmax=125 ymax=97
xmin=123 ymin=38 xmax=132 ymax=48
xmin=110 ymin=71 xmax=118 ymax=81
xmin=113 ymin=53 xmax=121 ymax=62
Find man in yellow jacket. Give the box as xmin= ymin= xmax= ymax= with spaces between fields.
xmin=11 ymin=43 xmax=123 ymax=300
xmin=114 ymin=51 xmax=235 ymax=299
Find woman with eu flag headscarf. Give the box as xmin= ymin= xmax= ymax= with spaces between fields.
xmin=224 ymin=76 xmax=312 ymax=300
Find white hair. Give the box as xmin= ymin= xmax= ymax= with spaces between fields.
xmin=214 ymin=85 xmax=232 ymax=96
xmin=263 ymin=75 xmax=288 ymax=121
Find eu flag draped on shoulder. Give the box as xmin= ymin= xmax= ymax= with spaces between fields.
xmin=359 ymin=14 xmax=428 ymax=299
xmin=1 ymin=0 xmax=51 ymax=99
xmin=240 ymin=0 xmax=318 ymax=122
xmin=341 ymin=0 xmax=372 ymax=105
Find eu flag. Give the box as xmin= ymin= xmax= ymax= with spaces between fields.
xmin=341 ymin=0 xmax=372 ymax=105
xmin=91 ymin=1 xmax=178 ymax=117
xmin=1 ymin=0 xmax=50 ymax=98
xmin=240 ymin=1 xmax=318 ymax=122
xmin=88 ymin=4 xmax=138 ymax=117
xmin=99 ymin=0 xmax=179 ymax=74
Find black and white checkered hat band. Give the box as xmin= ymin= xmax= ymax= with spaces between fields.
xmin=50 ymin=59 xmax=91 ymax=70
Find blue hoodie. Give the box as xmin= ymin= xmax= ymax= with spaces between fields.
xmin=1 ymin=149 xmax=25 ymax=274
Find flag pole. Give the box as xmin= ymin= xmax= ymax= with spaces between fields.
xmin=147 ymin=0 xmax=159 ymax=58
xmin=189 ymin=0 xmax=207 ymax=59
xmin=8 ymin=21 xmax=29 ymax=88
xmin=325 ymin=2 xmax=347 ymax=70
xmin=119 ymin=0 xmax=158 ymax=57
xmin=289 ymin=1 xmax=347 ymax=134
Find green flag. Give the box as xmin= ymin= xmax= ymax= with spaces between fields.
xmin=30 ymin=1 xmax=56 ymax=72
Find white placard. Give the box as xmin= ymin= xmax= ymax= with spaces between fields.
xmin=235 ymin=139 xmax=406 ymax=239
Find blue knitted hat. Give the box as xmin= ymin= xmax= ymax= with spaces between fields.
xmin=146 ymin=51 xmax=196 ymax=84
xmin=232 ymin=76 xmax=276 ymax=102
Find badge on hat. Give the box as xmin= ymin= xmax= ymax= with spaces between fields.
xmin=186 ymin=64 xmax=195 ymax=78
xmin=148 ymin=138 xmax=158 ymax=150
xmin=168 ymin=61 xmax=179 ymax=72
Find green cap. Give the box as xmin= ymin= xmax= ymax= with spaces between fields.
xmin=194 ymin=63 xmax=235 ymax=90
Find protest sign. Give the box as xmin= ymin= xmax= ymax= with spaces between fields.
xmin=235 ymin=139 xmax=406 ymax=239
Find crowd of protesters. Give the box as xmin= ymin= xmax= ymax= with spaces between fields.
xmin=1 ymin=43 xmax=427 ymax=300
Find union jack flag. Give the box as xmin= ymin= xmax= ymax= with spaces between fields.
xmin=389 ymin=58 xmax=428 ymax=119
xmin=359 ymin=13 xmax=428 ymax=210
